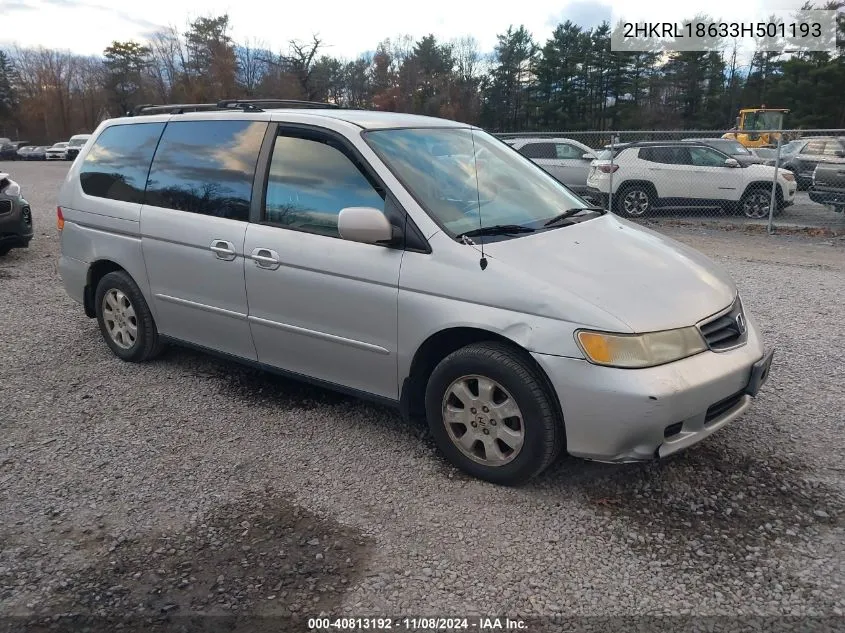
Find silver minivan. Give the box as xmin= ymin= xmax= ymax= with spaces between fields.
xmin=57 ymin=100 xmax=774 ymax=485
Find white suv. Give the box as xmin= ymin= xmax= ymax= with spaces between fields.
xmin=586 ymin=142 xmax=797 ymax=219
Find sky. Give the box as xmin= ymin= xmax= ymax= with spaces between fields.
xmin=4 ymin=0 xmax=818 ymax=60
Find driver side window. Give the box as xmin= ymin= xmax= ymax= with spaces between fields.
xmin=689 ymin=146 xmax=728 ymax=167
xmin=263 ymin=134 xmax=385 ymax=238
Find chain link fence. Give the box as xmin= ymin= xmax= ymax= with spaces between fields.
xmin=495 ymin=129 xmax=845 ymax=236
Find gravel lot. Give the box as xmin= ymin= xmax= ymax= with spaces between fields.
xmin=1 ymin=161 xmax=844 ymax=632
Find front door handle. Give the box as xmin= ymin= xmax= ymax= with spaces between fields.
xmin=210 ymin=239 xmax=236 ymax=261
xmin=251 ymin=247 xmax=281 ymax=270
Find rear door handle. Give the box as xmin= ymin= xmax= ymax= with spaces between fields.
xmin=210 ymin=239 xmax=236 ymax=261
xmin=251 ymin=247 xmax=281 ymax=270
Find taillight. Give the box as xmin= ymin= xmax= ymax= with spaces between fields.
xmin=57 ymin=206 xmax=64 ymax=231
xmin=597 ymin=164 xmax=619 ymax=174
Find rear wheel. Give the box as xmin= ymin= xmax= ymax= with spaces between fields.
xmin=615 ymin=185 xmax=654 ymax=218
xmin=0 ymin=246 xmax=10 ymax=257
xmin=94 ymin=271 xmax=163 ymax=362
xmin=424 ymin=341 xmax=564 ymax=486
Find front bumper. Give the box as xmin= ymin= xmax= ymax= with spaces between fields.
xmin=532 ymin=317 xmax=771 ymax=462
xmin=0 ymin=197 xmax=34 ymax=249
xmin=809 ymin=186 xmax=845 ymax=208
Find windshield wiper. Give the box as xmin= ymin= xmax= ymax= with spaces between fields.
xmin=543 ymin=207 xmax=606 ymax=227
xmin=456 ymin=224 xmax=536 ymax=239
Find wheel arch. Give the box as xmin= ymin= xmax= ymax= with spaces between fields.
xmin=84 ymin=259 xmax=130 ymax=318
xmin=614 ymin=179 xmax=658 ymax=198
xmin=742 ymin=180 xmax=783 ymax=203
xmin=399 ymin=327 xmax=565 ymax=435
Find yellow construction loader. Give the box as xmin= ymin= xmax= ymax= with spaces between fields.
xmin=722 ymin=106 xmax=790 ymax=149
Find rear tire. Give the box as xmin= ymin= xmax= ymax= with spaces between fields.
xmin=94 ymin=271 xmax=163 ymax=362
xmin=614 ymin=184 xmax=654 ymax=218
xmin=0 ymin=246 xmax=10 ymax=257
xmin=424 ymin=341 xmax=564 ymax=486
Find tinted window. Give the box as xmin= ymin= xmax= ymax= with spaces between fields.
xmin=639 ymin=146 xmax=690 ymax=164
xmin=80 ymin=123 xmax=164 ymax=203
xmin=519 ymin=143 xmax=556 ymax=159
xmin=263 ymin=134 xmax=384 ymax=238
xmin=144 ymin=120 xmax=267 ymax=221
xmin=689 ymin=146 xmax=728 ymax=167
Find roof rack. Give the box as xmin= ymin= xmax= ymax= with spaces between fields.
xmin=216 ymin=99 xmax=341 ymax=110
xmin=129 ymin=99 xmax=341 ymax=116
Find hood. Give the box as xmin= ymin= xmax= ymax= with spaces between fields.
xmin=735 ymin=154 xmax=768 ymax=166
xmin=481 ymin=214 xmax=737 ymax=333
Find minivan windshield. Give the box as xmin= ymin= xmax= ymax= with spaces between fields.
xmin=364 ymin=127 xmax=593 ymax=238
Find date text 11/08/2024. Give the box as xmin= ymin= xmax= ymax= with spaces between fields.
xmin=622 ymin=21 xmax=824 ymax=39
xmin=307 ymin=616 xmax=528 ymax=630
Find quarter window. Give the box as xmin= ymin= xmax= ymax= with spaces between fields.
xmin=144 ymin=120 xmax=267 ymax=222
xmin=80 ymin=123 xmax=165 ymax=203
xmin=262 ymin=134 xmax=385 ymax=238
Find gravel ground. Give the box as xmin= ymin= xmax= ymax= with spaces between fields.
xmin=1 ymin=161 xmax=844 ymax=633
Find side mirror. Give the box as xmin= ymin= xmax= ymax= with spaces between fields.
xmin=724 ymin=158 xmax=740 ymax=168
xmin=338 ymin=207 xmax=398 ymax=245
xmin=582 ymin=152 xmax=596 ymax=160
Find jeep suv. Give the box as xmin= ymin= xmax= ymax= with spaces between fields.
xmin=56 ymin=100 xmax=773 ymax=485
xmin=586 ymin=141 xmax=797 ymax=219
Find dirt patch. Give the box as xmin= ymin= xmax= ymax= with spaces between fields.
xmin=5 ymin=489 xmax=373 ymax=632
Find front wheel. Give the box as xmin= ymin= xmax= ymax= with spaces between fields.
xmin=424 ymin=342 xmax=564 ymax=485
xmin=740 ymin=187 xmax=773 ymax=219
xmin=94 ymin=271 xmax=164 ymax=362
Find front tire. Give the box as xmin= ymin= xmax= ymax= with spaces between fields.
xmin=739 ymin=187 xmax=773 ymax=219
xmin=424 ymin=342 xmax=564 ymax=486
xmin=94 ymin=271 xmax=163 ymax=362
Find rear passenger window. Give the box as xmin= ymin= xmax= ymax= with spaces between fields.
xmin=144 ymin=120 xmax=267 ymax=221
xmin=262 ymin=134 xmax=384 ymax=238
xmin=519 ymin=143 xmax=556 ymax=159
xmin=80 ymin=123 xmax=165 ymax=203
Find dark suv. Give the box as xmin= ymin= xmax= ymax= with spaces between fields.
xmin=0 ymin=172 xmax=34 ymax=256
xmin=782 ymin=137 xmax=845 ymax=189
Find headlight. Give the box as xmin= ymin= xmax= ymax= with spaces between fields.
xmin=575 ymin=327 xmax=707 ymax=369
xmin=781 ymin=172 xmax=795 ymax=182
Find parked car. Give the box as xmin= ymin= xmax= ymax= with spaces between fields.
xmin=0 ymin=141 xmax=31 ymax=160
xmin=46 ymin=142 xmax=69 ymax=161
xmin=0 ymin=172 xmax=34 ymax=256
xmin=682 ymin=138 xmax=771 ymax=166
xmin=586 ymin=141 xmax=797 ymax=219
xmin=781 ymin=136 xmax=845 ymax=189
xmin=20 ymin=145 xmax=48 ymax=161
xmin=16 ymin=145 xmax=36 ymax=160
xmin=57 ymin=102 xmax=774 ymax=485
xmin=809 ymin=162 xmax=845 ymax=214
xmin=65 ymin=133 xmax=92 ymax=160
xmin=502 ymin=136 xmax=597 ymax=198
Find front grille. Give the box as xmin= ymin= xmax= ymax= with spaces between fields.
xmin=705 ymin=391 xmax=745 ymax=424
xmin=698 ymin=297 xmax=748 ymax=351
xmin=0 ymin=200 xmax=11 ymax=215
